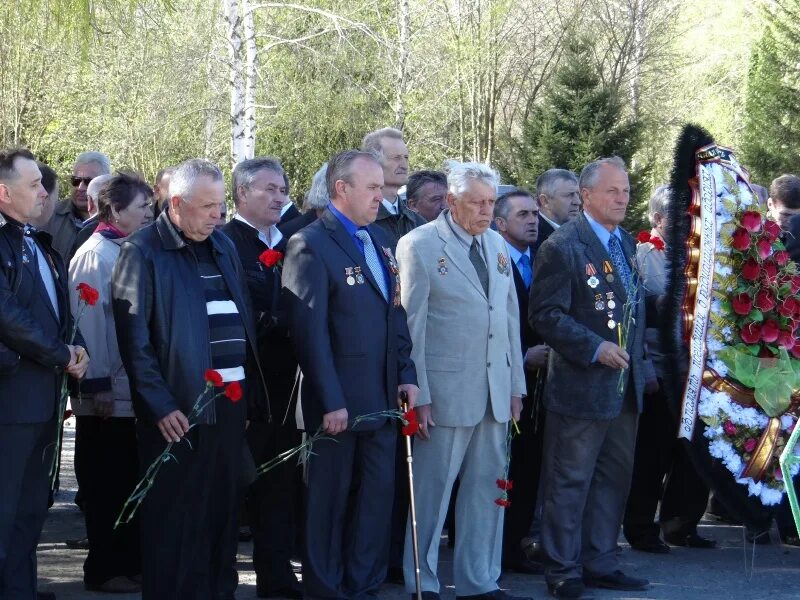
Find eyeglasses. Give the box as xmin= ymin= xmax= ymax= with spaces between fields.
xmin=71 ymin=176 xmax=93 ymax=187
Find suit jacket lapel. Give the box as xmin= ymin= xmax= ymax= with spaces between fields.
xmin=435 ymin=214 xmax=487 ymax=299
xmin=576 ymin=214 xmax=628 ymax=302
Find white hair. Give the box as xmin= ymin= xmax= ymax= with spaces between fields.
xmin=86 ymin=174 xmax=113 ymax=202
xmin=74 ymin=151 xmax=111 ymax=175
xmin=169 ymin=159 xmax=223 ymax=201
xmin=304 ymin=163 xmax=329 ymax=211
xmin=444 ymin=160 xmax=499 ymax=197
xmin=647 ymin=184 xmax=672 ymax=227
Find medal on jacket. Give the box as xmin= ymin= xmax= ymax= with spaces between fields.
xmin=586 ymin=263 xmax=598 ymax=288
xmin=594 ymin=293 xmax=605 ymax=311
xmin=606 ymin=291 xmax=616 ymax=310
xmin=603 ymin=260 xmax=614 ymax=283
xmin=345 ymin=267 xmax=355 ymax=286
xmin=497 ymin=252 xmax=510 ymax=275
xmin=438 ymin=257 xmax=448 ymax=275
xmin=354 ymin=266 xmax=365 ymax=285
xmin=382 ymin=247 xmax=399 ymax=275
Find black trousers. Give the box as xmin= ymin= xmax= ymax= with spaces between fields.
xmin=502 ymin=391 xmax=545 ymax=565
xmin=0 ymin=419 xmax=55 ymax=599
xmin=74 ymin=415 xmax=141 ymax=584
xmin=304 ymin=421 xmax=396 ymax=599
xmin=246 ymin=419 xmax=302 ymax=592
xmin=138 ymin=395 xmax=246 ymax=600
xmin=623 ymin=382 xmax=708 ymax=543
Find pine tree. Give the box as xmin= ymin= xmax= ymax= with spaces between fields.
xmin=741 ymin=1 xmax=800 ymax=183
xmin=516 ymin=37 xmax=641 ymax=190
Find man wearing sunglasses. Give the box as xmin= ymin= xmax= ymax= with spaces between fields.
xmin=44 ymin=151 xmax=111 ymax=260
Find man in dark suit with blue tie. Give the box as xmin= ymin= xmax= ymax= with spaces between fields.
xmin=0 ymin=148 xmax=90 ymax=600
xmin=530 ymin=157 xmax=648 ymax=599
xmin=493 ymin=189 xmax=550 ymax=574
xmin=282 ymin=149 xmax=419 ymax=599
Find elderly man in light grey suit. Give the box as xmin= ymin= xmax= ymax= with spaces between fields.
xmin=396 ymin=161 xmax=529 ymax=600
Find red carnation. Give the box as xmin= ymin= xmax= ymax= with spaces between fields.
xmin=637 ymin=231 xmax=651 ymax=244
xmin=757 ymin=238 xmax=774 ymax=260
xmin=742 ymin=259 xmax=760 ymax=281
xmin=744 ymin=438 xmax=757 ymax=453
xmin=76 ymin=282 xmax=100 ymax=306
xmin=401 ymin=409 xmax=419 ymax=436
xmin=754 ymin=289 xmax=776 ymax=312
xmin=741 ymin=321 xmax=762 ymax=344
xmin=778 ymin=329 xmax=796 ymax=349
xmin=741 ymin=211 xmax=763 ymax=233
xmin=496 ymin=478 xmax=514 ymax=491
xmin=792 ymin=276 xmax=800 ymax=294
xmin=224 ymin=381 xmax=243 ymax=402
xmin=204 ymin=369 xmax=224 ymax=387
xmin=762 ymin=260 xmax=778 ymax=282
xmin=259 ymin=249 xmax=284 ymax=268
xmin=778 ymin=297 xmax=797 ymax=318
xmin=731 ymin=228 xmax=751 ymax=252
xmin=723 ymin=420 xmax=737 ymax=436
xmin=494 ymin=498 xmax=511 ymax=508
xmin=732 ymin=293 xmax=753 ymax=316
xmin=775 ymin=250 xmax=790 ymax=266
xmin=650 ymin=236 xmax=665 ymax=251
xmin=764 ymin=219 xmax=782 ymax=241
xmin=761 ymin=319 xmax=780 ymax=343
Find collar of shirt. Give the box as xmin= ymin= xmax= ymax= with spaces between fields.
xmin=381 ymin=198 xmax=399 ymax=215
xmin=280 ymin=202 xmax=293 ymax=217
xmin=234 ymin=213 xmax=283 ymax=248
xmin=328 ymin=202 xmax=360 ymax=238
xmin=539 ymin=212 xmax=561 ymax=231
xmin=583 ymin=211 xmax=621 ymax=251
xmin=504 ymin=241 xmax=530 ymax=266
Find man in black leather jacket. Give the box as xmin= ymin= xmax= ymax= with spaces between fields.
xmin=112 ymin=158 xmax=268 ymax=600
xmin=0 ymin=148 xmax=90 ymax=600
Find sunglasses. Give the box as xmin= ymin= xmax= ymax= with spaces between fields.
xmin=71 ymin=176 xmax=93 ymax=187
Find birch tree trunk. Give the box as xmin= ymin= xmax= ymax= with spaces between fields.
xmin=223 ymin=0 xmax=246 ymax=166
xmin=243 ymin=0 xmax=257 ymax=159
xmin=394 ymin=0 xmax=410 ymax=129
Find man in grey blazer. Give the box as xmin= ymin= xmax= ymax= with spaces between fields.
xmin=396 ymin=161 xmax=529 ymax=600
xmin=529 ymin=157 xmax=648 ymax=599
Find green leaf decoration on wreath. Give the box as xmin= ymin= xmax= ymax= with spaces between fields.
xmin=718 ymin=347 xmax=799 ymax=417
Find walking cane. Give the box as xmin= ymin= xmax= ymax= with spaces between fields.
xmin=400 ymin=392 xmax=423 ymax=600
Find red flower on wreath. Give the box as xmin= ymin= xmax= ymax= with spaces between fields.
xmin=742 ymin=259 xmax=760 ymax=281
xmin=224 ymin=381 xmax=243 ymax=402
xmin=764 ymin=219 xmax=782 ymax=241
xmin=778 ymin=329 xmax=796 ymax=349
xmin=731 ymin=293 xmax=753 ymax=316
xmin=778 ymin=297 xmax=797 ymax=318
xmin=741 ymin=211 xmax=763 ymax=233
xmin=731 ymin=228 xmax=751 ymax=251
xmin=76 ymin=282 xmax=99 ymax=306
xmin=259 ymin=249 xmax=283 ymax=268
xmin=741 ymin=322 xmax=762 ymax=345
xmin=757 ymin=238 xmax=774 ymax=260
xmin=401 ymin=408 xmax=419 ymax=436
xmin=754 ymin=289 xmax=776 ymax=312
xmin=744 ymin=438 xmax=757 ymax=453
xmin=204 ymin=369 xmax=224 ymax=387
xmin=774 ymin=250 xmax=790 ymax=267
xmin=761 ymin=319 xmax=781 ymax=343
xmin=723 ymin=420 xmax=737 ymax=436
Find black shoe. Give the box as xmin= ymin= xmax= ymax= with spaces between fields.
xmin=457 ymin=590 xmax=532 ymax=600
xmin=781 ymin=534 xmax=800 ymax=546
xmin=547 ymin=578 xmax=587 ymax=599
xmin=629 ymin=537 xmax=671 ymax=554
xmin=412 ymin=593 xmax=441 ymax=600
xmin=502 ymin=557 xmax=545 ymax=574
xmin=37 ymin=593 xmax=56 ymax=600
xmin=664 ymin=532 xmax=716 ymax=548
xmin=521 ymin=538 xmax=544 ymax=563
xmin=65 ymin=536 xmax=89 ymax=550
xmin=238 ymin=526 xmax=253 ymax=542
xmin=385 ymin=566 xmax=405 ymax=584
xmin=584 ymin=570 xmax=648 ymax=591
xmin=257 ymin=580 xmax=303 ymax=599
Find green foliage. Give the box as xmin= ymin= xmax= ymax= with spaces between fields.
xmin=741 ymin=0 xmax=800 ymax=183
xmin=718 ymin=346 xmax=799 ymax=417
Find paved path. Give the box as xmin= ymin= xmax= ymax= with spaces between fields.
xmin=37 ymin=418 xmax=800 ymax=599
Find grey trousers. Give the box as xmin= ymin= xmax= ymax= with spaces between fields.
xmin=403 ymin=410 xmax=507 ymax=596
xmin=540 ymin=398 xmax=638 ymax=584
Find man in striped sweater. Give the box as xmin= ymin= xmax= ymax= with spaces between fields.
xmin=113 ymin=159 xmax=267 ymax=600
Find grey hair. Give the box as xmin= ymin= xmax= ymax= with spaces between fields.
xmin=168 ymin=159 xmax=223 ymax=201
xmin=493 ymin=188 xmax=534 ymax=220
xmin=326 ymin=150 xmax=380 ymax=199
xmin=86 ymin=174 xmax=113 ymax=202
xmin=74 ymin=151 xmax=111 ymax=175
xmin=444 ymin=160 xmax=499 ymax=197
xmin=361 ymin=127 xmax=404 ymax=160
xmin=304 ymin=163 xmax=329 ymax=211
xmin=579 ymin=156 xmax=627 ymax=191
xmin=647 ymin=184 xmax=672 ymax=227
xmin=231 ymin=157 xmax=284 ymax=206
xmin=536 ymin=168 xmax=578 ymax=199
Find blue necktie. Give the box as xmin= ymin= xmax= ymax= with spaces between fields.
xmin=518 ymin=254 xmax=532 ymax=289
xmin=355 ymin=230 xmax=389 ymax=302
xmin=608 ymin=234 xmax=633 ymax=292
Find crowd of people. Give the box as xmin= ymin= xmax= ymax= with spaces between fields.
xmin=2 ymin=128 xmax=800 ymax=600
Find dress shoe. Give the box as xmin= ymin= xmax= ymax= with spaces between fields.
xmin=664 ymin=532 xmax=716 ymax=548
xmin=65 ymin=536 xmax=89 ymax=550
xmin=584 ymin=570 xmax=648 ymax=591
xmin=502 ymin=557 xmax=544 ymax=574
xmin=385 ymin=566 xmax=405 ymax=584
xmin=238 ymin=526 xmax=253 ymax=542
xmin=257 ymin=580 xmax=303 ymax=599
xmin=547 ymin=578 xmax=586 ymax=599
xmin=37 ymin=593 xmax=56 ymax=600
xmin=521 ymin=537 xmax=544 ymax=563
xmin=456 ymin=589 xmax=532 ymax=600
xmin=411 ymin=593 xmax=441 ymax=600
xmin=629 ymin=537 xmax=671 ymax=554
xmin=781 ymin=534 xmax=800 ymax=546
xmin=86 ymin=576 xmax=141 ymax=593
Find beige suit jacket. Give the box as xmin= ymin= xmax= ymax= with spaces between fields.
xmin=396 ymin=211 xmax=525 ymax=427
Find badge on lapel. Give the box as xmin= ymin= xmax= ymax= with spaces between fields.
xmin=603 ymin=260 xmax=614 ymax=283
xmin=586 ymin=263 xmax=599 ymax=288
xmin=382 ymin=247 xmax=402 ymax=307
xmin=497 ymin=252 xmax=510 ymax=276
xmin=345 ymin=267 xmax=355 ymax=286
xmin=438 ymin=257 xmax=448 ymax=275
